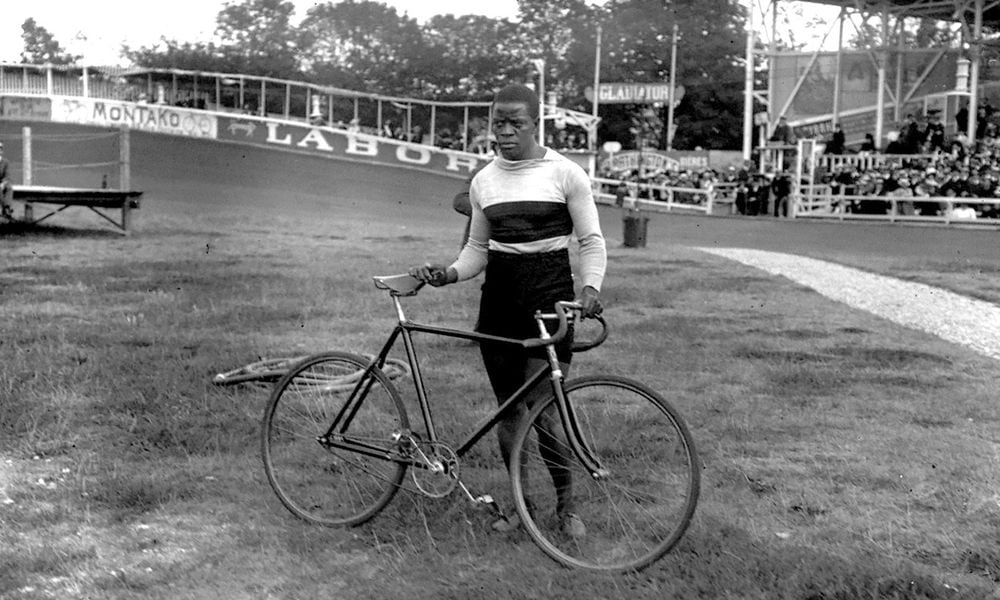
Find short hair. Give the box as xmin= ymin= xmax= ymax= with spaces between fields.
xmin=493 ymin=84 xmax=539 ymax=119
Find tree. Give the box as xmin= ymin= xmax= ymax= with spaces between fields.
xmin=580 ymin=0 xmax=747 ymax=150
xmin=20 ymin=18 xmax=79 ymax=65
xmin=123 ymin=39 xmax=232 ymax=72
xmin=419 ymin=14 xmax=525 ymax=100
xmin=298 ymin=0 xmax=430 ymax=94
xmin=215 ymin=0 xmax=300 ymax=76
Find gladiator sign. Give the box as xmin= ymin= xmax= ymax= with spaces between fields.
xmin=51 ymin=96 xmax=218 ymax=138
xmin=597 ymin=83 xmax=674 ymax=104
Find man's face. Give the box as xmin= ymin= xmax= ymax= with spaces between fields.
xmin=491 ymin=102 xmax=537 ymax=160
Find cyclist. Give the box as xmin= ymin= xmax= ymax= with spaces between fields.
xmin=410 ymin=83 xmax=606 ymax=537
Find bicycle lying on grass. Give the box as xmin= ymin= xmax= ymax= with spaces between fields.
xmin=260 ymin=274 xmax=700 ymax=572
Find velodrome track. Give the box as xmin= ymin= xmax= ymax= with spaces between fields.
xmin=2 ymin=120 xmax=997 ymax=265
xmin=2 ymin=120 xmax=998 ymax=354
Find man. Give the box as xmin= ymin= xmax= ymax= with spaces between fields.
xmin=825 ymin=124 xmax=845 ymax=155
xmin=0 ymin=141 xmax=13 ymax=220
xmin=410 ymin=83 xmax=606 ymax=537
xmin=769 ymin=115 xmax=795 ymax=144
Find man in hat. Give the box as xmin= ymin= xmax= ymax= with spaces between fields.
xmin=0 ymin=141 xmax=13 ymax=220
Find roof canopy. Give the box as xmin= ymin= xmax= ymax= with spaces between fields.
xmin=802 ymin=0 xmax=1000 ymax=31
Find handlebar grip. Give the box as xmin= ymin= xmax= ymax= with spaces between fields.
xmin=571 ymin=313 xmax=608 ymax=352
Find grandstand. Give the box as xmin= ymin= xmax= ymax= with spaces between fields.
xmin=3 ymin=0 xmax=1000 ymax=231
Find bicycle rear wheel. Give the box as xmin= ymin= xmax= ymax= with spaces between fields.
xmin=261 ymin=351 xmax=409 ymax=526
xmin=509 ymin=375 xmax=700 ymax=572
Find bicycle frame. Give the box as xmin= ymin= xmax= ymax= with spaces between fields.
xmin=321 ymin=293 xmax=606 ymax=477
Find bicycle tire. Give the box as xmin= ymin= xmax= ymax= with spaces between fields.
xmin=261 ymin=351 xmax=410 ymax=526
xmin=509 ymin=375 xmax=700 ymax=572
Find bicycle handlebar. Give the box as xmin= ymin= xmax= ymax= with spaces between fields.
xmin=373 ymin=275 xmax=607 ymax=352
xmin=524 ymin=301 xmax=607 ymax=352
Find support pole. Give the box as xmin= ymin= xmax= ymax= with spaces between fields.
xmin=429 ymin=105 xmax=436 ymax=146
xmin=667 ymin=22 xmax=679 ymax=150
xmin=538 ymin=61 xmax=546 ymax=146
xmin=22 ymin=126 xmax=33 ymax=221
xmin=260 ymin=80 xmax=266 ymax=117
xmin=119 ymin=127 xmax=131 ymax=191
xmin=120 ymin=127 xmax=132 ymax=232
xmin=832 ymin=8 xmax=844 ymax=126
xmin=875 ymin=11 xmax=889 ymax=151
xmin=592 ymin=24 xmax=602 ymax=151
xmin=463 ymin=106 xmax=470 ymax=152
xmin=967 ymin=0 xmax=983 ymax=144
xmin=742 ymin=0 xmax=755 ymax=161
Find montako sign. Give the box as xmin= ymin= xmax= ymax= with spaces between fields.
xmin=51 ymin=97 xmax=217 ymax=138
xmin=218 ymin=117 xmax=485 ymax=178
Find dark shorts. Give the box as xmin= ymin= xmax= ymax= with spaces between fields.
xmin=477 ymin=250 xmax=575 ymax=401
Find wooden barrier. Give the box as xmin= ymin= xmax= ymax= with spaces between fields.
xmin=10 ymin=185 xmax=143 ymax=234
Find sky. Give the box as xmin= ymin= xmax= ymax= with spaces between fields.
xmin=0 ymin=0 xmax=535 ymax=65
xmin=0 ymin=0 xmax=836 ymax=67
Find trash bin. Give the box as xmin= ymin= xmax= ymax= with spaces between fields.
xmin=622 ymin=213 xmax=649 ymax=248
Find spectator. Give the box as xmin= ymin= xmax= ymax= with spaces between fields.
xmin=770 ymin=171 xmax=792 ymax=217
xmin=902 ymin=114 xmax=923 ymax=154
xmin=956 ymin=104 xmax=969 ymax=135
xmin=770 ymin=116 xmax=796 ymax=144
xmin=859 ymin=133 xmax=877 ymax=153
xmin=951 ymin=203 xmax=978 ymax=219
xmin=825 ymin=124 xmax=845 ymax=155
xmin=0 ymin=141 xmax=12 ymax=220
xmin=925 ymin=111 xmax=946 ymax=152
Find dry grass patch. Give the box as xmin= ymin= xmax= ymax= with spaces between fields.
xmin=2 ymin=207 xmax=999 ymax=599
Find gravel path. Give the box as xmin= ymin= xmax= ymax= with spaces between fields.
xmin=695 ymin=247 xmax=1000 ymax=362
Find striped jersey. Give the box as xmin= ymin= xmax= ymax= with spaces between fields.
xmin=449 ymin=149 xmax=607 ymax=291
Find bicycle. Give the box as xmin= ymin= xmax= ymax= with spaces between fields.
xmin=260 ymin=273 xmax=700 ymax=572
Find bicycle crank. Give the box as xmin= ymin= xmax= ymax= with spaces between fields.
xmin=409 ymin=441 xmax=460 ymax=498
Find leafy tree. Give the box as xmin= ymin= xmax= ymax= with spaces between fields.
xmin=514 ymin=0 xmax=599 ymax=99
xmin=298 ymin=0 xmax=429 ymax=94
xmin=215 ymin=0 xmax=300 ymax=76
xmin=20 ymin=18 xmax=80 ymax=65
xmin=123 ymin=39 xmax=232 ymax=72
xmin=419 ymin=14 xmax=524 ymax=100
xmin=579 ymin=0 xmax=747 ymax=150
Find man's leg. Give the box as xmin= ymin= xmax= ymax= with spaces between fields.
xmin=495 ymin=357 xmax=583 ymax=536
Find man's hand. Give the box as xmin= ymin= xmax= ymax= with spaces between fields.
xmin=408 ymin=263 xmax=457 ymax=287
xmin=577 ymin=285 xmax=603 ymax=318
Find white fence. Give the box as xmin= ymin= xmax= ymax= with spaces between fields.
xmin=794 ymin=187 xmax=1000 ymax=226
xmin=592 ymin=177 xmax=739 ymax=215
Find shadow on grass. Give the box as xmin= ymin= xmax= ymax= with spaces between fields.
xmin=0 ymin=221 xmax=123 ymax=239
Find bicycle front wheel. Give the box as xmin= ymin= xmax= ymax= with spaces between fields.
xmin=261 ymin=351 xmax=409 ymax=526
xmin=509 ymin=375 xmax=700 ymax=572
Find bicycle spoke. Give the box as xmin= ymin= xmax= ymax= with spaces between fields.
xmin=262 ymin=352 xmax=410 ymax=527
xmin=510 ymin=376 xmax=699 ymax=572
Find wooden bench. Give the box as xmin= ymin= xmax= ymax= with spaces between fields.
xmin=9 ymin=185 xmax=143 ymax=234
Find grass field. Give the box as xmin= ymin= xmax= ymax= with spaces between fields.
xmin=2 ymin=164 xmax=1000 ymax=599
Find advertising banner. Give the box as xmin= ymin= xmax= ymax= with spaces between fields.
xmin=217 ymin=116 xmax=486 ymax=179
xmin=585 ymin=83 xmax=685 ymax=106
xmin=600 ymin=150 xmax=710 ymax=174
xmin=0 ymin=96 xmax=52 ymax=120
xmin=51 ymin=97 xmax=217 ymax=138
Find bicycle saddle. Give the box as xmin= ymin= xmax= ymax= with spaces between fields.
xmin=373 ymin=273 xmax=425 ymax=296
